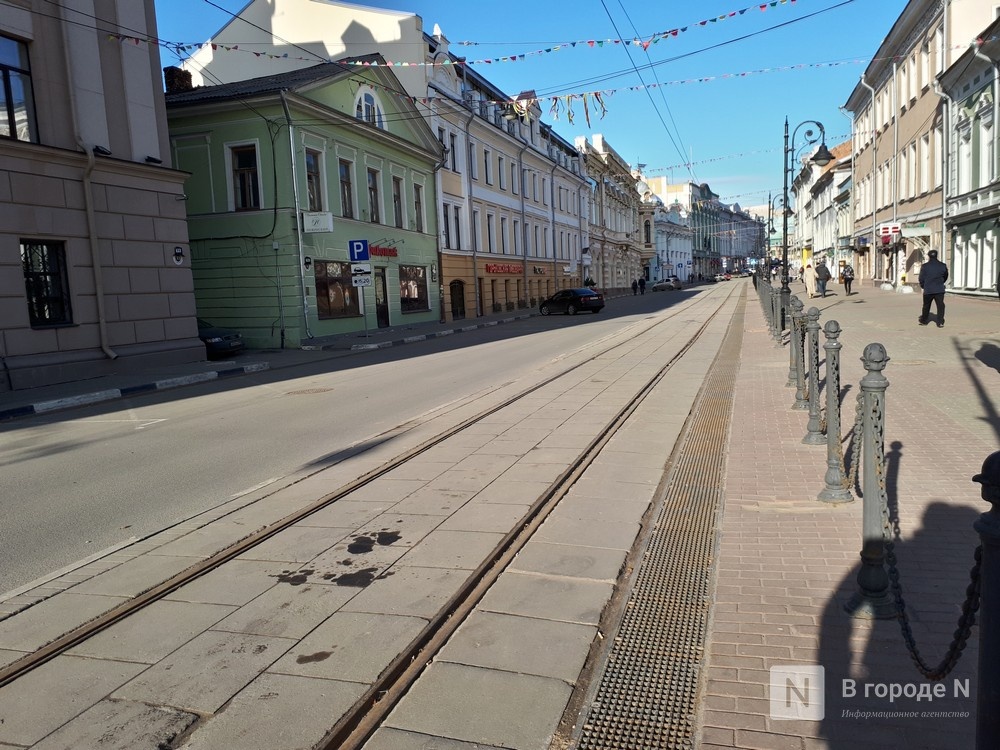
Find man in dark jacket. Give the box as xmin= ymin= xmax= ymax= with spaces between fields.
xmin=918 ymin=249 xmax=949 ymax=327
xmin=815 ymin=260 xmax=832 ymax=297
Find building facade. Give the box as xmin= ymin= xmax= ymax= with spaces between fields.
xmin=1 ymin=0 xmax=200 ymax=390
xmin=939 ymin=15 xmax=1000 ymax=297
xmin=180 ymin=0 xmax=589 ymax=322
xmin=844 ymin=0 xmax=994 ymax=288
xmin=166 ymin=59 xmax=443 ymax=347
xmin=576 ymin=135 xmax=641 ymax=293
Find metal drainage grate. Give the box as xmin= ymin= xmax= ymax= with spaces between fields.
xmin=574 ymin=294 xmax=745 ymax=750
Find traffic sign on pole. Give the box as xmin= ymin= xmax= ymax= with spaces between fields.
xmin=352 ymin=274 xmax=372 ymax=287
xmin=351 ymin=263 xmax=372 ymax=275
xmin=348 ymin=239 xmax=370 ymax=262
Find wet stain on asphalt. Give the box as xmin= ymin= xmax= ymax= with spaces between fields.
xmin=296 ymin=651 xmax=332 ymax=664
xmin=274 ymin=568 xmax=314 ymax=585
xmin=322 ymin=567 xmax=379 ymax=587
xmin=346 ymin=530 xmax=402 ymax=554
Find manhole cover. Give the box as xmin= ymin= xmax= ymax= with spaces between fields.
xmin=286 ymin=387 xmax=334 ymax=395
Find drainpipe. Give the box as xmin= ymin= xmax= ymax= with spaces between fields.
xmin=861 ymin=75 xmax=877 ymax=282
xmin=279 ymin=92 xmax=302 ymax=344
xmin=932 ymin=78 xmax=953 ymax=274
xmin=62 ymin=17 xmax=116 ymax=361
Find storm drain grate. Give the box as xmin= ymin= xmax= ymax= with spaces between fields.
xmin=574 ymin=293 xmax=745 ymax=750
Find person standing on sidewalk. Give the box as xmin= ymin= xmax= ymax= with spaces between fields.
xmin=815 ymin=259 xmax=832 ymax=297
xmin=638 ymin=277 xmax=646 ymax=295
xmin=803 ymin=263 xmax=817 ymax=298
xmin=842 ymin=263 xmax=855 ymax=295
xmin=918 ymin=249 xmax=949 ymax=327
xmin=631 ymin=279 xmax=638 ymax=295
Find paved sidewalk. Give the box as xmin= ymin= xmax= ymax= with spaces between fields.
xmin=698 ymin=280 xmax=998 ymax=749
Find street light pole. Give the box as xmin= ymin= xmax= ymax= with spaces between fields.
xmin=782 ymin=116 xmax=834 ymax=331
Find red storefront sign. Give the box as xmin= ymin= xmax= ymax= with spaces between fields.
xmin=484 ymin=263 xmax=523 ymax=274
xmin=370 ymin=245 xmax=398 ymax=257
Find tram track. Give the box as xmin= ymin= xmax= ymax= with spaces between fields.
xmin=0 ymin=284 xmax=741 ymax=749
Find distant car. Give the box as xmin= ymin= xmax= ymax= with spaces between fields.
xmin=723 ymin=273 xmax=732 ymax=281
xmin=197 ymin=318 xmax=244 ymax=358
xmin=714 ymin=273 xmax=726 ymax=282
xmin=651 ymin=277 xmax=682 ymax=291
xmin=539 ymin=288 xmax=605 ymax=315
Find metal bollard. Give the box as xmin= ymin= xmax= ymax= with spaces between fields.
xmin=973 ymin=453 xmax=1000 ymax=749
xmin=803 ymin=307 xmax=825 ymax=444
xmin=791 ymin=298 xmax=808 ymax=409
xmin=818 ymin=320 xmax=852 ymax=502
xmin=786 ymin=294 xmax=800 ymax=387
xmin=847 ymin=343 xmax=895 ymax=618
xmin=770 ymin=286 xmax=782 ymax=345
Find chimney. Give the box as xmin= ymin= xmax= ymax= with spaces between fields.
xmin=163 ymin=66 xmax=193 ymax=94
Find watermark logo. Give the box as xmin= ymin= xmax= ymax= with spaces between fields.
xmin=769 ymin=665 xmax=825 ymax=720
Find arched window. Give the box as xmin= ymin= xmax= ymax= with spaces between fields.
xmin=354 ymin=88 xmax=385 ymax=129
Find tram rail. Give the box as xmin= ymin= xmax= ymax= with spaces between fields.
xmin=0 ymin=284 xmax=741 ymax=749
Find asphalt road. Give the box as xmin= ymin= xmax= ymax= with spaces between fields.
xmin=0 ymin=290 xmax=696 ymax=595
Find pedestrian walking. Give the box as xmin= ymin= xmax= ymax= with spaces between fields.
xmin=631 ymin=279 xmax=638 ymax=295
xmin=638 ymin=277 xmax=646 ymax=295
xmin=815 ymin=259 xmax=832 ymax=297
xmin=918 ymin=249 xmax=949 ymax=327
xmin=803 ymin=263 xmax=817 ymax=298
xmin=842 ymin=263 xmax=855 ymax=296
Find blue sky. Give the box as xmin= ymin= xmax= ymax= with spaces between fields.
xmin=154 ymin=0 xmax=910 ymax=208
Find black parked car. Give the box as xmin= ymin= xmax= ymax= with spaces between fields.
xmin=539 ymin=288 xmax=605 ymax=315
xmin=197 ymin=318 xmax=244 ymax=358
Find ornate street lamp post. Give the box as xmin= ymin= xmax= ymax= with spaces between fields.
xmin=782 ymin=117 xmax=834 ymax=329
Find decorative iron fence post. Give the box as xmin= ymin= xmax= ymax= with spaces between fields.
xmin=818 ymin=320 xmax=852 ymax=502
xmin=847 ymin=343 xmax=895 ymax=618
xmin=770 ymin=286 xmax=782 ymax=345
xmin=786 ymin=294 xmax=800 ymax=387
xmin=973 ymin=452 xmax=1000 ymax=749
xmin=791 ymin=298 xmax=808 ymax=409
xmin=803 ymin=307 xmax=825 ymax=444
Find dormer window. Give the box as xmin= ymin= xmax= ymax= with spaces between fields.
xmin=354 ymin=88 xmax=385 ymax=129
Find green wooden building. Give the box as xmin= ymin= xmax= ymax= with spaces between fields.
xmin=165 ymin=55 xmax=442 ymax=348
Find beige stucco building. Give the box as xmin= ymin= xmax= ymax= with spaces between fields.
xmin=0 ymin=0 xmax=200 ymax=391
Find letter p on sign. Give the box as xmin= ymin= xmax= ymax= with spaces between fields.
xmin=769 ymin=665 xmax=825 ymax=720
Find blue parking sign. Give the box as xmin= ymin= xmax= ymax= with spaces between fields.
xmin=349 ymin=239 xmax=370 ymax=262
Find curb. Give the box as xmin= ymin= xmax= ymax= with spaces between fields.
xmin=339 ymin=313 xmax=535 ymax=352
xmin=0 ymin=362 xmax=270 ymax=422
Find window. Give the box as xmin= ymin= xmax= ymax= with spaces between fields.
xmin=315 ymin=261 xmax=359 ymax=318
xmin=500 ymin=216 xmax=508 ymax=254
xmin=392 ymin=176 xmax=403 ymax=228
xmin=0 ymin=35 xmax=37 ymax=142
xmin=484 ymin=148 xmax=492 ymax=184
xmin=511 ymin=163 xmax=518 ymax=194
xmin=231 ymin=144 xmax=260 ymax=210
xmin=355 ymin=89 xmax=384 ymax=129
xmin=400 ymin=265 xmax=429 ymax=312
xmin=473 ymin=209 xmax=481 ymax=251
xmin=453 ymin=206 xmax=462 ymax=249
xmin=981 ymin=118 xmax=995 ymax=188
xmin=934 ymin=126 xmax=943 ymax=188
xmin=644 ymin=220 xmax=651 ymax=244
xmin=450 ymin=133 xmax=458 ymax=172
xmin=909 ymin=141 xmax=917 ymax=197
xmin=542 ymin=178 xmax=548 ymax=206
xmin=367 ymin=168 xmax=380 ymax=223
xmin=499 ymin=155 xmax=506 ymax=190
xmin=414 ymin=184 xmax=424 ymax=232
xmin=513 ymin=219 xmax=520 ymax=254
xmin=469 ymin=143 xmax=478 ymax=180
xmin=920 ymin=134 xmax=930 ymax=194
xmin=339 ymin=159 xmax=354 ymax=218
xmin=305 ymin=149 xmax=323 ymax=212
xmin=487 ymin=213 xmax=495 ymax=252
xmin=443 ymin=204 xmax=452 ymax=248
xmin=22 ymin=239 xmax=71 ymax=326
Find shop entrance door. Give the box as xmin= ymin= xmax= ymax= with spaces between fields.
xmin=374 ymin=268 xmax=390 ymax=328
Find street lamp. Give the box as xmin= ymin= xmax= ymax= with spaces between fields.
xmin=781 ymin=116 xmax=833 ymax=328
xmin=766 ymin=192 xmax=787 ymax=273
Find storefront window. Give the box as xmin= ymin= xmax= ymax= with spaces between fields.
xmin=399 ymin=265 xmax=429 ymax=312
xmin=315 ymin=261 xmax=359 ymax=318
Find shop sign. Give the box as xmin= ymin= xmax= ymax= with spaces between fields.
xmin=485 ymin=263 xmax=523 ymax=274
xmin=532 ymin=266 xmax=546 ymax=274
xmin=370 ymin=245 xmax=398 ymax=257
